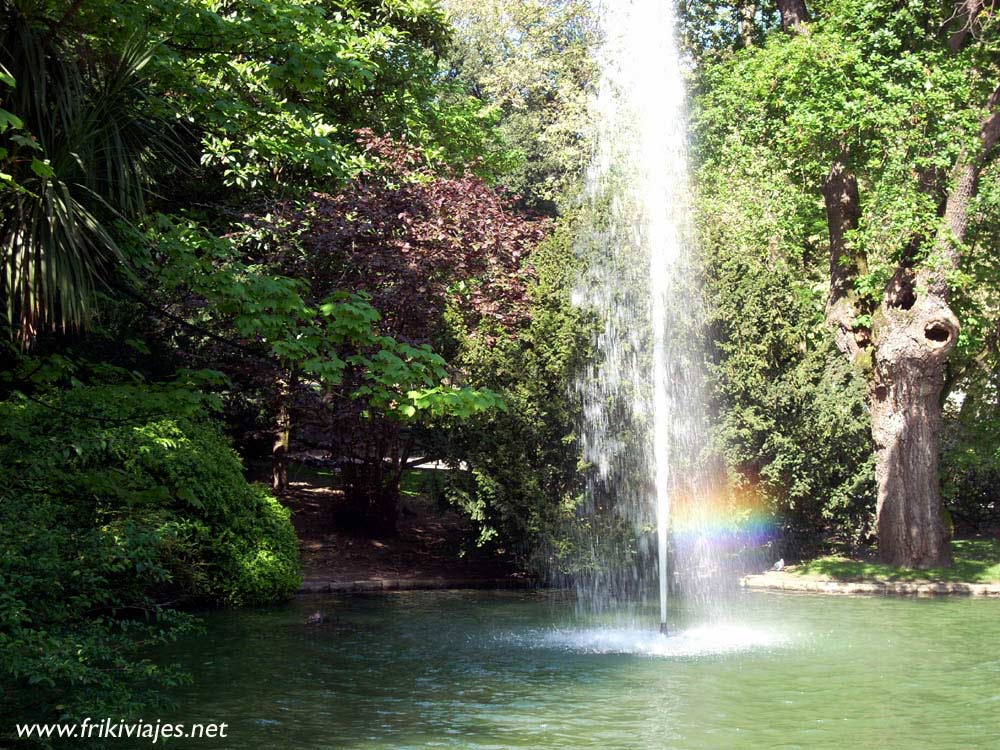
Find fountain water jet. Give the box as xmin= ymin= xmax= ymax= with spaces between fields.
xmin=573 ymin=0 xmax=731 ymax=631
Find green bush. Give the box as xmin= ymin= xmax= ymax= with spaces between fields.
xmin=0 ymin=381 xmax=300 ymax=737
xmin=942 ymin=384 xmax=1000 ymax=533
xmin=694 ymin=125 xmax=876 ymax=552
xmin=442 ymin=217 xmax=593 ymax=566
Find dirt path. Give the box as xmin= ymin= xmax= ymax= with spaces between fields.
xmin=278 ymin=474 xmax=522 ymax=584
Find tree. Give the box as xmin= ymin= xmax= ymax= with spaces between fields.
xmin=130 ymin=201 xmax=508 ymax=532
xmin=440 ymin=0 xmax=599 ymax=212
xmin=1 ymin=0 xmax=531 ymax=728
xmin=2 ymin=0 xmax=507 ymax=340
xmin=442 ymin=215 xmax=593 ymax=561
xmin=698 ymin=157 xmax=877 ymax=551
xmin=0 ymin=364 xmax=300 ymax=735
xmin=74 ymin=0 xmax=504 ymax=193
xmin=258 ymin=132 xmax=548 ymax=533
xmin=775 ymin=0 xmax=809 ymax=32
xmin=694 ymin=0 xmax=1000 ymax=566
xmin=127 ymin=132 xmax=540 ymax=535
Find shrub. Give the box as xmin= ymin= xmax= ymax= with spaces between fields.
xmin=0 ymin=381 xmax=300 ymax=737
xmin=442 ymin=217 xmax=592 ymax=566
xmin=942 ymin=388 xmax=1000 ymax=533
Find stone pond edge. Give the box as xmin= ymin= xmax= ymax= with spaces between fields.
xmin=298 ymin=577 xmax=538 ymax=593
xmin=741 ymin=572 xmax=1000 ymax=597
xmin=300 ymin=573 xmax=1000 ymax=596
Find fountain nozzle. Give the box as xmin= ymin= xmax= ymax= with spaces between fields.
xmin=659 ymin=622 xmax=669 ymax=636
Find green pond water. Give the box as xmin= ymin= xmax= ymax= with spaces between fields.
xmin=131 ymin=590 xmax=1000 ymax=749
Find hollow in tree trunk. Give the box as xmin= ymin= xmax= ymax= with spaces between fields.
xmin=868 ymin=81 xmax=1000 ymax=566
xmin=787 ymin=1 xmax=999 ymax=570
xmin=821 ymin=159 xmax=956 ymax=568
xmin=869 ymin=285 xmax=957 ymax=568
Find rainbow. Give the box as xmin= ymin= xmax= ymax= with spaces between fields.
xmin=668 ymin=486 xmax=781 ymax=553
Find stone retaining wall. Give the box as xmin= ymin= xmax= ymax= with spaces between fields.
xmin=741 ymin=572 xmax=1000 ymax=597
xmin=298 ymin=577 xmax=536 ymax=594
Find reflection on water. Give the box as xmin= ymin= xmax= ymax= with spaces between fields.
xmin=127 ymin=591 xmax=1000 ymax=750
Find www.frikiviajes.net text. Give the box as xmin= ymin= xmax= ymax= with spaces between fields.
xmin=16 ymin=718 xmax=229 ymax=743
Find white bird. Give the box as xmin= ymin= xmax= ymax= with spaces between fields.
xmin=770 ymin=559 xmax=785 ymax=572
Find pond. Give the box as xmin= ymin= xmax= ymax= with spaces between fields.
xmin=132 ymin=591 xmax=1000 ymax=749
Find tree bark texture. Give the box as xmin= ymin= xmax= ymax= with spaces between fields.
xmin=776 ymin=0 xmax=810 ymax=33
xmin=822 ymin=158 xmax=866 ymax=362
xmin=833 ymin=85 xmax=997 ymax=567
xmin=272 ymin=372 xmax=295 ymax=492
xmin=738 ymin=1 xmax=757 ymax=48
xmin=869 ymin=290 xmax=958 ymax=567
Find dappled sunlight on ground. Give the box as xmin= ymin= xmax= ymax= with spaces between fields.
xmin=269 ymin=465 xmax=517 ymax=583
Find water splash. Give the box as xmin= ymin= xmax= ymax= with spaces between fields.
xmin=504 ymin=624 xmax=788 ymax=659
xmin=571 ymin=0 xmax=750 ymax=627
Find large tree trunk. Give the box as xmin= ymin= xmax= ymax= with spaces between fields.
xmin=869 ymin=288 xmax=958 ymax=567
xmin=822 ymin=158 xmax=954 ymax=567
xmin=776 ymin=0 xmax=810 ymax=33
xmin=818 ymin=80 xmax=998 ymax=566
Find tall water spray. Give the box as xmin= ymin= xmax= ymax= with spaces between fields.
xmin=574 ymin=0 xmax=722 ymax=630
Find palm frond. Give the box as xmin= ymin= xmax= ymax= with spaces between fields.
xmin=0 ymin=7 xmax=164 ymax=340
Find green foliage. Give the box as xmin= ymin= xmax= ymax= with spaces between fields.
xmin=0 ymin=7 xmax=165 ymax=336
xmin=942 ymin=375 xmax=1000 ymax=532
xmin=2 ymin=0 xmax=508 ymax=339
xmin=73 ymin=0 xmax=505 ymax=190
xmin=693 ymin=0 xmax=999 ymax=334
xmin=441 ymin=0 xmax=599 ymax=209
xmin=0 ymin=63 xmax=23 ymax=191
xmin=138 ymin=213 xmax=504 ymax=424
xmin=679 ymin=0 xmax=780 ymax=60
xmin=0 ymin=0 xmax=571 ymax=733
xmin=443 ymin=216 xmax=592 ymax=558
xmin=0 ymin=375 xmax=300 ymax=735
xmin=696 ymin=98 xmax=875 ymax=547
xmin=692 ymin=0 xmax=1000 ymax=547
xmin=0 ymin=375 xmax=302 ymax=603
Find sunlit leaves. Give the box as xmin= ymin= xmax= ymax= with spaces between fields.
xmin=72 ymin=0 xmax=501 ymax=189
xmin=691 ymin=0 xmax=1000 ymax=542
xmin=440 ymin=0 xmax=599 ymax=208
xmin=0 ymin=371 xmax=299 ymax=725
xmin=140 ymin=211 xmax=506 ymax=425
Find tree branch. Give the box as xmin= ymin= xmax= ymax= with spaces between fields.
xmin=776 ymin=0 xmax=810 ymax=34
xmin=928 ymin=82 xmax=1000 ymax=293
xmin=948 ymin=0 xmax=986 ymax=53
xmin=822 ymin=156 xmax=866 ymax=360
xmin=114 ymin=283 xmax=273 ymax=362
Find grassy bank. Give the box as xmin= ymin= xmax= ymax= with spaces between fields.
xmin=789 ymin=539 xmax=1000 ymax=583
